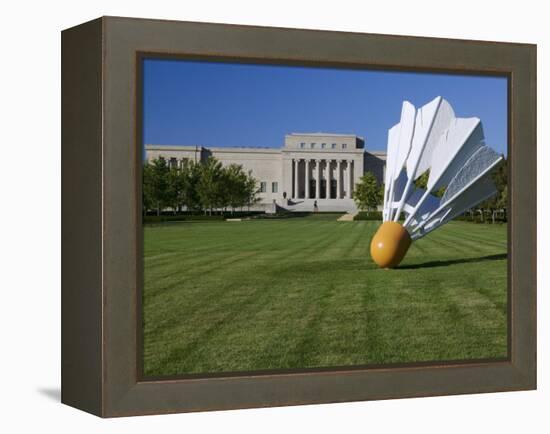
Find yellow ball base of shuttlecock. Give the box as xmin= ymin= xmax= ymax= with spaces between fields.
xmin=370 ymin=221 xmax=412 ymax=268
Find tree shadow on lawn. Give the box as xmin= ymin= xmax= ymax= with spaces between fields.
xmin=398 ymin=253 xmax=507 ymax=270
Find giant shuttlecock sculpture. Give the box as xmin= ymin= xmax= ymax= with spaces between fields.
xmin=370 ymin=96 xmax=503 ymax=268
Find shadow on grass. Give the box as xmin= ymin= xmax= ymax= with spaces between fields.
xmin=399 ymin=253 xmax=507 ymax=270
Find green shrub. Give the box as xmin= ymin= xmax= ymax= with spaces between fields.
xmin=353 ymin=211 xmax=383 ymax=221
xmin=143 ymin=214 xmax=225 ymax=224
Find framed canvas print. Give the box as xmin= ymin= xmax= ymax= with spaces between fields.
xmin=61 ymin=16 xmax=536 ymax=417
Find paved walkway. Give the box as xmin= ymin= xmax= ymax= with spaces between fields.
xmin=337 ymin=211 xmax=358 ymax=221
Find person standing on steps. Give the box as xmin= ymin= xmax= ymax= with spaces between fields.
xmin=283 ymin=191 xmax=290 ymax=206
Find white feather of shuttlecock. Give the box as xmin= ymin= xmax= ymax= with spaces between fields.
xmin=382 ymin=96 xmax=503 ymax=241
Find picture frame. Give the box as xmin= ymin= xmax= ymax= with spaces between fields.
xmin=61 ymin=16 xmax=536 ymax=417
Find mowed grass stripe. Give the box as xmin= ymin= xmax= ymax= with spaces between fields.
xmin=144 ymin=218 xmax=354 ymax=297
xmin=144 ymin=219 xmax=315 ymax=274
xmin=143 ymin=217 xmax=361 ymax=340
xmin=431 ymin=225 xmax=507 ymax=251
xmin=143 ymin=216 xmax=507 ymax=376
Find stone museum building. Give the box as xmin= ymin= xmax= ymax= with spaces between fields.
xmin=145 ymin=133 xmax=387 ymax=212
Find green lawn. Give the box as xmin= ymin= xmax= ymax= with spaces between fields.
xmin=143 ymin=214 xmax=508 ymax=377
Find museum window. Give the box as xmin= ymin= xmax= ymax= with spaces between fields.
xmin=260 ymin=182 xmax=267 ymax=193
xmin=342 ymin=143 xmax=347 ymax=149
xmin=321 ymin=143 xmax=326 ymax=148
xmin=169 ymin=157 xmax=178 ymax=169
xmin=300 ymin=142 xmax=305 ymax=148
xmin=311 ymin=142 xmax=316 ymax=148
xmin=272 ymin=182 xmax=278 ymax=193
xmin=331 ymin=143 xmax=337 ymax=149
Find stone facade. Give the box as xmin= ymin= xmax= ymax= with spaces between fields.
xmin=144 ymin=133 xmax=386 ymax=212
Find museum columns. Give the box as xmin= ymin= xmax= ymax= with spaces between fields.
xmin=347 ymin=160 xmax=353 ymax=199
xmin=336 ymin=160 xmax=342 ymax=199
xmin=325 ymin=160 xmax=332 ymax=199
xmin=292 ymin=158 xmax=355 ymax=200
xmin=315 ymin=160 xmax=321 ymax=199
xmin=305 ymin=159 xmax=310 ymax=199
xmin=293 ymin=158 xmax=298 ymax=199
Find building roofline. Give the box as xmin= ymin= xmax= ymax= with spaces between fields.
xmin=144 ymin=144 xmax=386 ymax=156
xmin=144 ymin=144 xmax=282 ymax=154
xmin=287 ymin=132 xmax=365 ymax=140
xmin=145 ymin=144 xmax=202 ymax=150
xmin=207 ymin=146 xmax=281 ymax=154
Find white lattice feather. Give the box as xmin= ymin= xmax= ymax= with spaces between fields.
xmin=381 ymin=96 xmax=503 ymax=240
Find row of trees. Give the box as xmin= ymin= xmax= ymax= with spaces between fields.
xmin=352 ymin=158 xmax=508 ymax=221
xmin=143 ymin=157 xmax=260 ymax=215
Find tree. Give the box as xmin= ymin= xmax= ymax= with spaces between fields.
xmin=223 ymin=164 xmax=249 ymax=214
xmin=180 ymin=161 xmax=202 ymax=212
xmin=166 ymin=166 xmax=187 ymax=214
xmin=352 ymin=172 xmax=383 ymax=212
xmin=479 ymin=156 xmax=507 ymax=221
xmin=142 ymin=163 xmax=155 ymax=215
xmin=243 ymin=170 xmax=260 ymax=211
xmin=149 ymin=157 xmax=170 ymax=216
xmin=497 ymin=184 xmax=507 ymax=209
xmin=197 ymin=157 xmax=224 ymax=215
xmin=414 ymin=169 xmax=445 ymax=198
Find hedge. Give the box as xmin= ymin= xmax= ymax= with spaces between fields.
xmin=353 ymin=211 xmax=382 ymax=221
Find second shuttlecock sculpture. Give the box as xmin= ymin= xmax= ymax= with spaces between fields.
xmin=370 ymin=96 xmax=503 ymax=268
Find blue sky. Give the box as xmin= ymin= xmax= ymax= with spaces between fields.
xmin=142 ymin=58 xmax=508 ymax=155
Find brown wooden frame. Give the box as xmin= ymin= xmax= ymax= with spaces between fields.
xmin=61 ymin=16 xmax=537 ymax=417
